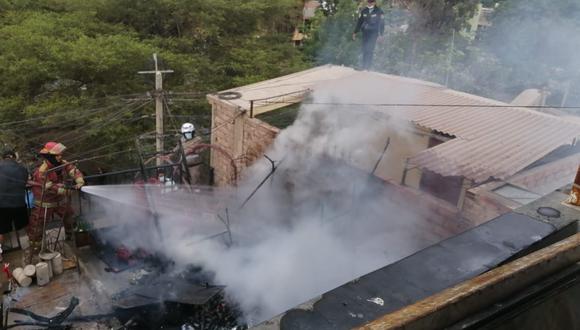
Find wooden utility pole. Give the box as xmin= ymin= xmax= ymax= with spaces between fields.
xmin=138 ymin=53 xmax=174 ymax=166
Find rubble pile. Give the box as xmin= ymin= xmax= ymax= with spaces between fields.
xmin=111 ymin=267 xmax=247 ymax=329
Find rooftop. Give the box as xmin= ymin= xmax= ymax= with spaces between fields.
xmin=216 ymin=65 xmax=580 ymax=183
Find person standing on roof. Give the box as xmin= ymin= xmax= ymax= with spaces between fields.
xmin=352 ymin=0 xmax=385 ymax=70
xmin=28 ymin=142 xmax=84 ymax=261
xmin=0 ymin=147 xmax=29 ymax=261
xmin=179 ymin=123 xmax=203 ymax=184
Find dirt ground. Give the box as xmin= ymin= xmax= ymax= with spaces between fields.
xmin=1 ymin=247 xmax=122 ymax=329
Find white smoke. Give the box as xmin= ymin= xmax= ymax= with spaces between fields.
xmin=83 ymin=76 xmax=452 ymax=324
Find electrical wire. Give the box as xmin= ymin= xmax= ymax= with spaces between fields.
xmin=66 ymin=135 xmax=140 ymax=159
xmin=0 ymin=102 xmax=128 ymax=129
xmin=162 ymin=93 xmax=181 ymax=134
xmin=0 ymin=93 xmax=151 ymax=128
xmin=251 ymin=100 xmax=580 ymax=110
xmin=55 ymin=100 xmax=152 ymax=146
xmin=78 ymin=148 xmax=136 ymax=163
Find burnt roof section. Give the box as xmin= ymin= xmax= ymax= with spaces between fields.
xmin=255 ymin=203 xmax=577 ymax=330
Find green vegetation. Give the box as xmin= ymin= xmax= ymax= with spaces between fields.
xmin=307 ymin=0 xmax=580 ymax=107
xmin=255 ymin=104 xmax=301 ymax=130
xmin=0 ymin=0 xmax=309 ymax=169
xmin=1 ymin=0 xmax=578 ymax=172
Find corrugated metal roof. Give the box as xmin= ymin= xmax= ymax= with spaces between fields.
xmin=408 ymin=102 xmax=580 ymax=182
xmin=212 ymin=65 xmax=580 ymax=183
xmin=507 ymin=153 xmax=580 ymax=195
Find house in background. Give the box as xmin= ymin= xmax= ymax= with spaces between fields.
xmin=467 ymin=4 xmax=494 ymax=37
xmin=292 ymin=1 xmax=321 ymax=47
xmin=206 ymin=65 xmax=580 ymax=227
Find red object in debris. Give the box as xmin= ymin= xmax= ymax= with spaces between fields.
xmin=3 ymin=263 xmax=11 ymax=280
xmin=116 ymin=246 xmax=132 ymax=263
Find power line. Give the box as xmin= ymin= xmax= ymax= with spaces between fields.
xmin=53 ymin=103 xmax=140 ymax=143
xmin=252 ymin=101 xmax=580 ymax=110
xmin=66 ymin=135 xmax=140 ymax=159
xmin=0 ymin=102 xmax=129 ymax=129
xmin=78 ymin=148 xmax=136 ymax=163
xmin=0 ymin=93 xmax=153 ymax=128
xmin=56 ymin=100 xmax=153 ymax=146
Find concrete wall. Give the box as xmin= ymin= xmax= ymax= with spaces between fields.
xmin=209 ymin=96 xmax=280 ymax=186
xmin=373 ymin=129 xmax=430 ymax=189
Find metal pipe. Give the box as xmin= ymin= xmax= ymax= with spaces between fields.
xmin=240 ymin=155 xmax=283 ymax=209
xmin=371 ymin=137 xmax=391 ymax=175
xmin=401 ymin=158 xmax=410 ymax=186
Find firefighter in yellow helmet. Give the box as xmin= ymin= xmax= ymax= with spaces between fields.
xmin=27 ymin=142 xmax=84 ymax=260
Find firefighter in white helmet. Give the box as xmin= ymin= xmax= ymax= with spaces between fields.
xmin=179 ymin=123 xmax=203 ymax=184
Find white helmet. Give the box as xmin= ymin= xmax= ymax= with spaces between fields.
xmin=181 ymin=122 xmax=195 ymax=140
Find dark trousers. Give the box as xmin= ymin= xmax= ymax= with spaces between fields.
xmin=0 ymin=207 xmax=28 ymax=234
xmin=362 ymin=32 xmax=379 ymax=70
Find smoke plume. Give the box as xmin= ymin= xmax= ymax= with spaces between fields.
xmin=83 ymin=77 xmax=452 ymax=325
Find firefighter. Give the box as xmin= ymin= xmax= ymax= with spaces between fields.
xmin=352 ymin=0 xmax=385 ymax=70
xmin=27 ymin=142 xmax=84 ymax=261
xmin=179 ymin=122 xmax=203 ymax=184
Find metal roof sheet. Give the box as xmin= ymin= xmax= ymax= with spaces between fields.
xmin=212 ymin=65 xmax=580 ymax=183
xmin=409 ymin=109 xmax=580 ymax=183
xmin=260 ymin=212 xmax=559 ymax=330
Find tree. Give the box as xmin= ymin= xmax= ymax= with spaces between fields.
xmin=0 ymin=0 xmax=311 ymax=170
xmin=305 ymin=0 xmax=360 ymax=66
xmin=307 ymin=0 xmax=479 ymax=84
xmin=478 ymin=0 xmax=580 ymax=106
xmin=394 ymin=0 xmax=479 ymax=34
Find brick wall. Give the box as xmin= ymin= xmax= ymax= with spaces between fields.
xmin=209 ymin=97 xmax=239 ymax=186
xmin=382 ymin=178 xmax=473 ymax=239
xmin=462 ymin=188 xmax=518 ymax=226
xmin=208 ymin=96 xmax=280 ymax=186
xmin=242 ymin=118 xmax=280 ymax=176
xmin=208 ymin=96 xmax=514 ymax=231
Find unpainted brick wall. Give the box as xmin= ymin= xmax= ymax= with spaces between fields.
xmin=209 ymin=99 xmax=238 ymax=186
xmin=209 ymin=97 xmax=280 ymax=186
xmin=382 ymin=178 xmax=472 ymax=239
xmin=241 ymin=118 xmax=280 ymax=178
xmin=462 ymin=190 xmax=515 ymax=226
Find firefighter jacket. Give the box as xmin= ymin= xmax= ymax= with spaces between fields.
xmin=182 ymin=136 xmax=203 ymax=155
xmin=181 ymin=136 xmax=203 ymax=166
xmin=354 ymin=6 xmax=385 ymax=35
xmin=31 ymin=160 xmax=84 ymax=207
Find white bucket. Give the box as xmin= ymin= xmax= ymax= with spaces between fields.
xmin=23 ymin=264 xmax=36 ymax=277
xmin=35 ymin=262 xmax=50 ymax=286
xmin=52 ymin=253 xmax=63 ymax=275
xmin=12 ymin=267 xmax=32 ymax=287
xmin=39 ymin=252 xmax=56 ymax=278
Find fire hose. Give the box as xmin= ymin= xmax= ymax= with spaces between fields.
xmin=4 ymin=297 xmax=79 ymax=329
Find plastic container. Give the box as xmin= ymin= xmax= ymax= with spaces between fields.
xmin=35 ymin=262 xmax=50 ymax=286
xmin=39 ymin=252 xmax=56 ymax=278
xmin=12 ymin=267 xmax=32 ymax=287
xmin=52 ymin=253 xmax=63 ymax=275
